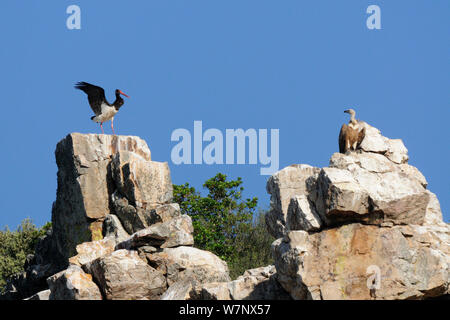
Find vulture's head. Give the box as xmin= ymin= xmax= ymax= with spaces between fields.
xmin=344 ymin=109 xmax=356 ymax=117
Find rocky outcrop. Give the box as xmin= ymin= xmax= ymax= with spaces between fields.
xmin=47 ymin=265 xmax=102 ymax=300
xmin=83 ymin=249 xmax=166 ymax=300
xmin=266 ymin=165 xmax=321 ymax=238
xmin=267 ymin=122 xmax=449 ymax=300
xmin=145 ymin=246 xmax=230 ymax=287
xmin=161 ymin=265 xmax=291 ymax=300
xmin=11 ymin=133 xmax=238 ymax=300
xmin=52 ymin=134 xmax=153 ymax=261
xmin=4 ymin=122 xmax=447 ymax=301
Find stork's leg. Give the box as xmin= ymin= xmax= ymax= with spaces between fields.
xmin=100 ymin=122 xmax=104 ymax=134
xmin=111 ymin=118 xmax=115 ymax=135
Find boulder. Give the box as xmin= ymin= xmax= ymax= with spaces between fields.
xmin=111 ymin=151 xmax=173 ymax=208
xmin=83 ymin=249 xmax=166 ymax=300
xmin=266 ymin=164 xmax=321 ymax=238
xmin=102 ymin=214 xmax=130 ymax=244
xmin=424 ymin=191 xmax=445 ymax=226
xmin=68 ymin=238 xmax=116 ymax=266
xmin=165 ymin=266 xmax=291 ymax=300
xmin=272 ymin=223 xmax=450 ymax=300
xmin=286 ymin=195 xmax=323 ymax=232
xmin=47 ymin=265 xmax=102 ymax=300
xmin=24 ymin=289 xmax=51 ymax=300
xmin=351 ymin=123 xmax=409 ymax=165
xmin=115 ymin=215 xmax=194 ymax=250
xmin=227 ymin=265 xmax=291 ymax=300
xmin=145 ymin=246 xmax=230 ymax=286
xmin=319 ymin=152 xmax=431 ymax=226
xmin=161 ymin=280 xmax=198 ymax=300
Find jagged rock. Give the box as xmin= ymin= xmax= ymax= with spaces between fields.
xmin=52 ymin=133 xmax=152 ymax=260
xmin=68 ymin=238 xmax=116 ymax=266
xmin=198 ymin=265 xmax=291 ymax=300
xmin=111 ymin=151 xmax=173 ymax=208
xmin=266 ymin=164 xmax=321 ymax=238
xmin=161 ymin=280 xmax=198 ymax=300
xmin=358 ymin=123 xmax=409 ymax=164
xmin=47 ymin=265 xmax=102 ymax=300
xmin=227 ymin=265 xmax=291 ymax=300
xmin=424 ymin=191 xmax=445 ymax=226
xmin=24 ymin=289 xmax=51 ymax=300
xmin=272 ymin=223 xmax=450 ymax=300
xmin=115 ymin=215 xmax=194 ymax=249
xmin=385 ymin=139 xmax=409 ymax=164
xmin=320 ymin=152 xmax=431 ymax=226
xmin=146 ymin=246 xmax=230 ymax=286
xmin=147 ymin=203 xmax=183 ymax=224
xmin=165 ymin=266 xmax=291 ymax=300
xmin=192 ymin=282 xmax=231 ymax=300
xmin=286 ymin=195 xmax=323 ymax=232
xmin=358 ymin=123 xmax=390 ymax=154
xmin=269 ymin=151 xmax=440 ymax=232
xmin=102 ymin=214 xmax=130 ymax=244
xmin=83 ymin=249 xmax=166 ymax=300
xmin=112 ymin=193 xmax=184 ymax=238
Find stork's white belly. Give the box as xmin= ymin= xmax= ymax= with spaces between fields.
xmin=92 ymin=104 xmax=118 ymax=123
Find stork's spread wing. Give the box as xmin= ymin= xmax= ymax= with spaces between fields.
xmin=339 ymin=124 xmax=348 ymax=153
xmin=75 ymin=82 xmax=107 ymax=115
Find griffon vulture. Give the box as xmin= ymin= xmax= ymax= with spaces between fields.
xmin=339 ymin=109 xmax=366 ymax=153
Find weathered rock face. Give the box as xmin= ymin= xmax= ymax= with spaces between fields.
xmin=24 ymin=289 xmax=51 ymax=300
xmin=68 ymin=238 xmax=116 ymax=267
xmin=52 ymin=133 xmax=153 ymax=260
xmin=266 ymin=165 xmax=321 ymax=238
xmin=36 ymin=133 xmax=232 ymax=300
xmin=145 ymin=246 xmax=230 ymax=287
xmin=84 ymin=249 xmax=166 ymax=300
xmin=266 ymin=122 xmax=445 ymax=236
xmin=273 ymin=224 xmax=449 ymax=300
xmin=102 ymin=214 xmax=130 ymax=244
xmin=116 ymin=215 xmax=194 ymax=250
xmin=161 ymin=265 xmax=292 ymax=300
xmin=267 ymin=122 xmax=449 ymax=300
xmin=47 ymin=265 xmax=102 ymax=300
xmin=194 ymin=265 xmax=292 ymax=300
xmin=318 ymin=152 xmax=430 ymax=226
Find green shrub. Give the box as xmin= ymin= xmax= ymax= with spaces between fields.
xmin=0 ymin=218 xmax=51 ymax=290
xmin=173 ymin=173 xmax=274 ymax=279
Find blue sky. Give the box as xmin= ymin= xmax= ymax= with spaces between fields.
xmin=0 ymin=1 xmax=448 ymax=229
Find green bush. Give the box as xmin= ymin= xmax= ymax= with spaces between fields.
xmin=173 ymin=173 xmax=274 ymax=279
xmin=0 ymin=218 xmax=51 ymax=290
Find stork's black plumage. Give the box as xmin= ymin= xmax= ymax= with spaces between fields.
xmin=75 ymin=81 xmax=129 ymax=134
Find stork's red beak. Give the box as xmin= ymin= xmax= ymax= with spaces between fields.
xmin=119 ymin=90 xmax=130 ymax=98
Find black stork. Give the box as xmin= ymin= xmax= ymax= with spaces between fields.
xmin=75 ymin=81 xmax=129 ymax=135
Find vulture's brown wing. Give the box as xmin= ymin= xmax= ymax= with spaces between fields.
xmin=339 ymin=124 xmax=348 ymax=153
xmin=357 ymin=126 xmax=366 ymax=148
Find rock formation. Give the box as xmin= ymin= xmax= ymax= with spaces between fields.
xmin=267 ymin=123 xmax=449 ymax=299
xmin=1 ymin=122 xmax=448 ymax=301
xmin=1 ymin=133 xmax=239 ymax=300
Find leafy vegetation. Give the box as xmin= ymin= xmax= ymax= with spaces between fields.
xmin=0 ymin=219 xmax=51 ymax=290
xmin=173 ymin=173 xmax=274 ymax=279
